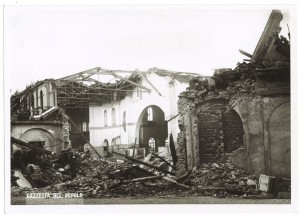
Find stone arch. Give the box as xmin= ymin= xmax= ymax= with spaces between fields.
xmin=265 ymin=101 xmax=290 ymax=122
xmin=103 ymin=139 xmax=109 ymax=150
xmin=197 ymin=101 xmax=225 ymax=163
xmin=134 ymin=104 xmax=166 ymax=144
xmin=135 ymin=105 xmax=168 ymax=154
xmin=268 ymin=102 xmax=290 ymax=178
xmin=197 ymin=101 xmax=244 ymax=163
xmin=232 ymin=106 xmax=243 ymax=122
xmin=111 ymin=138 xmax=116 ymax=146
xmin=223 ymin=109 xmax=244 ymax=152
xmin=19 ymin=128 xmax=55 ymax=152
xmin=115 ymin=136 xmax=121 ymax=145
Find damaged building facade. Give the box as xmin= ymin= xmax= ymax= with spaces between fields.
xmin=11 ymin=9 xmax=290 ymax=181
xmin=9 ymin=9 xmax=292 ymax=200
xmin=11 ymin=67 xmax=204 ymax=156
xmin=11 ymin=80 xmax=70 ymax=153
xmin=88 ymin=68 xmax=210 ymax=157
xmin=175 ymin=10 xmax=291 ymax=179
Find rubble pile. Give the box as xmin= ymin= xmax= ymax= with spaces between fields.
xmin=186 ymin=162 xmax=259 ymax=197
xmin=11 ymin=138 xmax=290 ymax=199
xmin=11 ymin=142 xmax=186 ymax=198
xmin=11 ymin=144 xmax=256 ymax=199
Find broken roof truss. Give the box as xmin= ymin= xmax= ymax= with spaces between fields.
xmin=55 ymin=67 xmax=151 ymax=109
xmin=13 ymin=66 xmax=200 ymax=110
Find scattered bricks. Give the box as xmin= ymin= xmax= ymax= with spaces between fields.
xmin=187 ymin=156 xmax=260 ymax=197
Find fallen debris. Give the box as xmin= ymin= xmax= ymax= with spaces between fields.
xmin=113 ymin=151 xmax=175 ymax=176
xmin=11 ymin=137 xmax=290 ymax=200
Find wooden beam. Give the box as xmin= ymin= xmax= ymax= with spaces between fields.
xmin=136 ymin=70 xmax=163 ymax=96
xmin=57 ymin=97 xmax=106 ymax=101
xmin=152 ymin=153 xmax=175 ymax=170
xmin=58 ymin=86 xmax=143 ymax=92
xmin=85 ymin=77 xmax=110 ymax=87
xmin=57 ymin=91 xmax=113 ymax=96
xmin=111 ymin=72 xmax=151 ymax=93
xmin=55 ymin=67 xmax=100 ymax=81
xmin=85 ymin=67 xmax=145 ymax=75
xmin=113 ymin=151 xmax=175 ymax=176
xmin=239 ymin=49 xmax=253 ymax=58
xmin=67 ymin=116 xmax=102 ymax=158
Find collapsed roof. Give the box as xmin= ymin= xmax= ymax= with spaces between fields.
xmin=55 ymin=67 xmax=201 ymax=109
xmin=13 ymin=67 xmax=201 ymax=110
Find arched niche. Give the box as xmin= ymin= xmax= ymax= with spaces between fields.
xmin=268 ymin=102 xmax=290 ymax=178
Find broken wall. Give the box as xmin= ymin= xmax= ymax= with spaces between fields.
xmin=66 ymin=107 xmax=89 ymax=151
xmin=176 ymin=66 xmax=290 ymax=179
xmin=176 ymin=10 xmax=290 ymax=179
xmin=11 ymin=121 xmax=67 ymax=153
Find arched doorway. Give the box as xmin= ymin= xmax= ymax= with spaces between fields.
xmin=136 ymin=105 xmax=168 ymax=154
xmin=223 ymin=109 xmax=244 ymax=152
xmin=268 ymin=103 xmax=290 ymax=178
xmin=111 ymin=138 xmax=116 ymax=151
xmin=103 ymin=139 xmax=109 ymax=151
xmin=115 ymin=136 xmax=121 ymax=146
xmin=198 ymin=106 xmax=244 ymax=163
xmin=20 ymin=128 xmax=55 ymax=152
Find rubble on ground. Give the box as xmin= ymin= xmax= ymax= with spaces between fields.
xmin=185 ymin=154 xmax=260 ymax=198
xmin=11 ymin=139 xmax=290 ymax=199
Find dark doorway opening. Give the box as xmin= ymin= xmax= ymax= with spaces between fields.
xmin=138 ymin=105 xmax=168 ymax=154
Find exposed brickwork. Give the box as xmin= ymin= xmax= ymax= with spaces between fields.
xmin=197 ymin=106 xmax=244 ymax=163
xmin=175 ymin=11 xmax=291 ymax=177
xmin=176 ymin=74 xmax=248 ymax=176
xmin=198 ymin=112 xmax=221 ymax=163
xmin=176 ymin=95 xmax=198 ymax=177
xmin=223 ymin=110 xmax=244 ymax=152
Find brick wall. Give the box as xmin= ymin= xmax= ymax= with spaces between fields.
xmin=223 ymin=110 xmax=244 ymax=152
xmin=198 ymin=112 xmax=221 ymax=163
xmin=197 ymin=107 xmax=243 ymax=163
xmin=175 ymin=76 xmax=248 ymax=175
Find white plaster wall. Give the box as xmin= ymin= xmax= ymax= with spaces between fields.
xmin=21 ymin=81 xmax=55 ymax=115
xmin=49 ymin=82 xmax=56 ymax=107
xmin=89 ymin=73 xmax=189 ymax=148
xmin=11 ymin=122 xmax=63 ymax=152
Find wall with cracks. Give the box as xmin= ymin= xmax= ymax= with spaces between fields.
xmin=175 ymin=65 xmax=290 ymax=179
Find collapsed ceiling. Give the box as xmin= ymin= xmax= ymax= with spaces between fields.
xmin=55 ymin=67 xmax=148 ymax=109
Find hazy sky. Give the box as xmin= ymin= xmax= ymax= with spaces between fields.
xmin=4 ymin=5 xmax=291 ymax=93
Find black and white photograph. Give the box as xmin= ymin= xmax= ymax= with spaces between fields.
xmin=2 ymin=1 xmax=299 ymax=215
